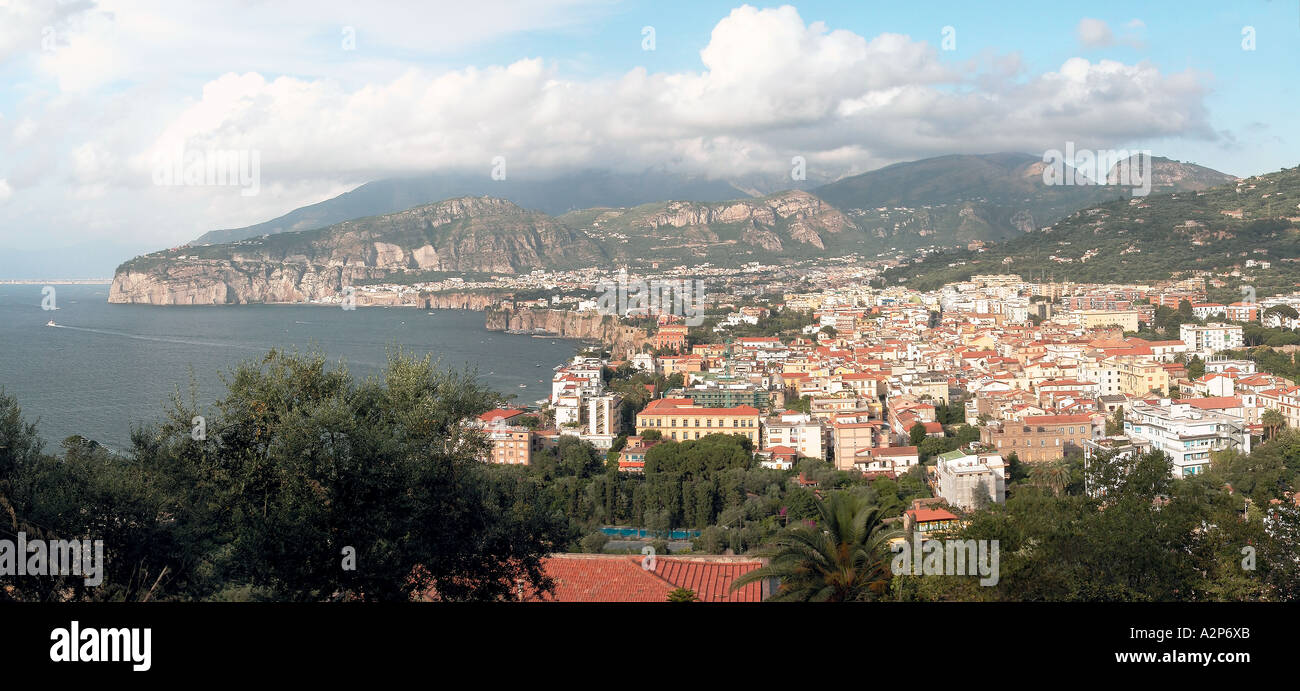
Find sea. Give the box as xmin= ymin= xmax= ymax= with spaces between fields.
xmin=0 ymin=284 xmax=579 ymax=451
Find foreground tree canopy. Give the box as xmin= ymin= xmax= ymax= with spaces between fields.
xmin=0 ymin=349 xmax=562 ymax=602
xmin=4 ymin=349 xmax=1300 ymax=602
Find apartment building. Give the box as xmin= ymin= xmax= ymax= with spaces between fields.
xmin=979 ymin=413 xmax=1102 ymax=462
xmin=934 ymin=450 xmax=1007 ymax=511
xmin=852 ymin=445 xmax=920 ymax=474
xmin=1074 ymin=309 xmax=1140 ymax=332
xmin=1115 ymin=358 xmax=1170 ymax=396
xmin=653 ymin=324 xmax=689 ymax=352
xmin=616 ymin=435 xmax=661 ymax=473
xmin=1257 ymin=385 xmax=1300 ymax=431
xmin=1224 ymin=301 xmax=1258 ymax=322
xmin=761 ymin=411 xmax=828 ymax=461
xmin=831 ymin=414 xmax=881 ymax=471
xmin=1124 ymin=399 xmax=1251 ymax=478
xmin=1180 ymin=323 xmax=1244 ymax=356
xmin=635 ymin=398 xmax=761 ymax=444
xmin=679 ymin=382 xmax=771 ymax=409
xmin=1191 ymin=303 xmax=1226 ymax=320
xmin=583 ymin=393 xmax=623 ymax=449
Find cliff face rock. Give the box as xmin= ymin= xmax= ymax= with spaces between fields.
xmin=1106 ymin=156 xmax=1238 ymax=192
xmin=485 ymin=308 xmax=650 ymax=358
xmin=109 ymin=261 xmax=385 ymax=305
xmin=634 ymin=190 xmax=849 ymax=250
xmin=420 ymin=292 xmax=509 ymax=310
xmin=109 ymin=197 xmax=605 ymax=304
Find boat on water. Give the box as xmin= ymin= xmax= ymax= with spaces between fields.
xmin=46 ymin=320 xmax=56 ymax=327
xmin=518 ymin=384 xmax=527 ymax=388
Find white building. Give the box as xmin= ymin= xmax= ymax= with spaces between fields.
xmin=1179 ymin=323 xmax=1244 ymax=356
xmin=587 ymin=393 xmax=622 ymax=435
xmin=1191 ymin=303 xmax=1226 ymax=321
xmin=761 ymin=411 xmax=828 ymax=461
xmin=934 ymin=450 xmax=1006 ymax=511
xmin=1124 ymin=399 xmax=1251 ymax=478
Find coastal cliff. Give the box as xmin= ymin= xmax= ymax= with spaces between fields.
xmin=485 ymin=308 xmax=650 ymax=358
xmin=109 ymin=196 xmax=604 ymax=305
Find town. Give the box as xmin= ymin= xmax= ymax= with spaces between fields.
xmin=441 ymin=264 xmax=1300 ymax=600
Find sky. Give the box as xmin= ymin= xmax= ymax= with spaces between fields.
xmin=0 ymin=0 xmax=1297 ymax=277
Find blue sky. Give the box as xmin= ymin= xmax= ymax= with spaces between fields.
xmin=0 ymin=1 xmax=1296 ymax=277
xmin=444 ymin=0 xmax=1298 ymax=177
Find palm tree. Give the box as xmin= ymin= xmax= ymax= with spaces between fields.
xmin=1262 ymin=408 xmax=1285 ymax=442
xmin=1030 ymin=460 xmax=1072 ymax=497
xmin=729 ymin=492 xmax=900 ymax=602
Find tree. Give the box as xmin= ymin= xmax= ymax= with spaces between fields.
xmin=1030 ymin=460 xmax=1072 ymax=497
xmin=729 ymin=492 xmax=900 ymax=601
xmin=667 ymin=587 xmax=699 ymax=602
xmin=1105 ymin=407 xmax=1125 ymax=436
xmin=580 ymin=531 xmax=610 ymax=553
xmin=909 ymin=422 xmax=928 ymax=446
xmin=1262 ymin=408 xmax=1286 ymax=442
xmin=124 ymin=348 xmax=563 ymax=602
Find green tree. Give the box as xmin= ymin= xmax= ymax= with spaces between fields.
xmin=909 ymin=422 xmax=927 ymax=446
xmin=729 ymin=492 xmax=899 ymax=601
xmin=667 ymin=587 xmax=699 ymax=602
xmin=1105 ymin=407 xmax=1125 ymax=436
xmin=129 ymin=348 xmax=563 ymax=602
xmin=1262 ymin=408 xmax=1286 ymax=442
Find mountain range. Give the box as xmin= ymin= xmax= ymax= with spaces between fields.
xmin=891 ymin=164 xmax=1300 ymax=293
xmin=110 ymin=153 xmax=1244 ymax=304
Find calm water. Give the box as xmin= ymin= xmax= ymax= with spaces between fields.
xmin=0 ymin=285 xmax=577 ymax=451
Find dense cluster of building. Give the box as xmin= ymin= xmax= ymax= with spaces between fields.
xmin=474 ymin=272 xmax=1300 ymax=512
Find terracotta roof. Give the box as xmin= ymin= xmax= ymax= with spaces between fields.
xmin=907 ymin=508 xmax=959 ymax=523
xmin=479 ymin=408 xmax=526 ymax=423
xmin=1021 ymin=413 xmax=1097 ymax=424
xmin=641 ymin=399 xmax=761 ymax=416
xmin=1176 ymin=396 xmax=1242 ymax=409
xmin=527 ymin=554 xmax=767 ymax=602
xmin=870 ymin=445 xmax=920 ymax=456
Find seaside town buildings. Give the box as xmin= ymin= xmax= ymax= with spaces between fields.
xmin=471 ymin=267 xmax=1292 ymax=499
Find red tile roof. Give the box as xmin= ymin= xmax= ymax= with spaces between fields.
xmin=907 ymin=508 xmax=959 ymax=523
xmin=479 ymin=408 xmax=526 ymax=423
xmin=527 ymin=554 xmax=768 ymax=602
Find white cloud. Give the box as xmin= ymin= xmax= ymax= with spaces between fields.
xmin=1076 ymin=17 xmax=1146 ymax=49
xmin=0 ymin=3 xmax=1217 ymax=256
xmin=1077 ymin=18 xmax=1114 ymax=47
xmin=0 ymin=178 xmax=10 ymax=201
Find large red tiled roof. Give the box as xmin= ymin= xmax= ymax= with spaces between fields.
xmin=527 ymin=554 xmax=767 ymax=602
xmin=907 ymin=508 xmax=959 ymax=523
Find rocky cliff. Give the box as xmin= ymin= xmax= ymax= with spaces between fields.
xmin=571 ymin=189 xmax=854 ymax=258
xmin=485 ymin=308 xmax=650 ymax=358
xmin=420 ymin=291 xmax=510 ymax=310
xmin=109 ymin=197 xmax=604 ymax=304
